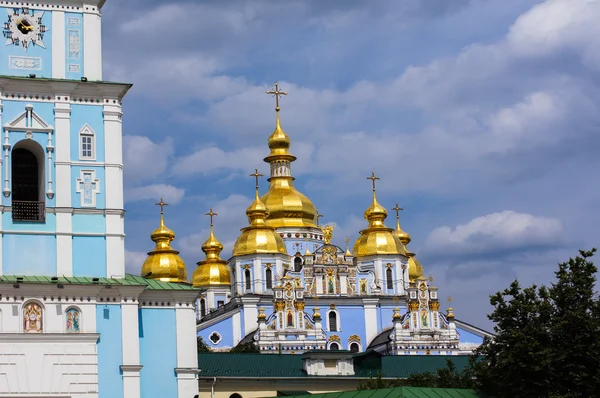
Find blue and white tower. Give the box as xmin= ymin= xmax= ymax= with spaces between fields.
xmin=0 ymin=2 xmax=200 ymax=398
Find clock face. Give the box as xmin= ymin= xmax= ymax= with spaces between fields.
xmin=3 ymin=7 xmax=47 ymax=51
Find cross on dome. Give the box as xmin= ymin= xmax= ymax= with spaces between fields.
xmin=250 ymin=168 xmax=264 ymax=190
xmin=391 ymin=203 xmax=404 ymax=220
xmin=316 ymin=210 xmax=324 ymax=226
xmin=367 ymin=172 xmax=380 ymax=192
xmin=205 ymin=208 xmax=218 ymax=227
xmin=155 ymin=198 xmax=168 ymax=214
xmin=266 ymin=82 xmax=288 ymax=112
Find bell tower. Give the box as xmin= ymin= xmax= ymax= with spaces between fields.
xmin=0 ymin=0 xmax=130 ymax=278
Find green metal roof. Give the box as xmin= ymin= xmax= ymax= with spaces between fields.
xmin=0 ymin=273 xmax=199 ymax=291
xmin=269 ymin=387 xmax=480 ymax=398
xmin=197 ymin=352 xmax=472 ymax=379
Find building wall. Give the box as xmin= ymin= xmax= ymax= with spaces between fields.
xmin=97 ymin=304 xmax=124 ymax=398
xmin=139 ymin=308 xmax=178 ymax=398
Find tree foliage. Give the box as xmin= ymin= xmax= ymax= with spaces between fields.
xmin=197 ymin=336 xmax=211 ymax=352
xmin=230 ymin=341 xmax=260 ymax=353
xmin=473 ymin=249 xmax=600 ymax=397
xmin=357 ymin=359 xmax=474 ymax=390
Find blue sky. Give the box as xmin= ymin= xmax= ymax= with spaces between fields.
xmin=101 ymin=0 xmax=600 ymax=329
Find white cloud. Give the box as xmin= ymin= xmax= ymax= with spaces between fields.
xmin=123 ymin=135 xmax=173 ymax=183
xmin=124 ymin=184 xmax=185 ymax=204
xmin=125 ymin=250 xmax=147 ymax=275
xmin=424 ymin=210 xmax=564 ymax=258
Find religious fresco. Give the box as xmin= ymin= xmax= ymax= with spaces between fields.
xmin=23 ymin=302 xmax=43 ymax=333
xmin=66 ymin=308 xmax=81 ymax=332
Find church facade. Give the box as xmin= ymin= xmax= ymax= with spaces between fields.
xmin=192 ymin=85 xmax=492 ymax=355
xmin=0 ymin=2 xmax=200 ymax=398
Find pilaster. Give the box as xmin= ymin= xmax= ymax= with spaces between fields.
xmin=121 ymin=302 xmax=141 ymax=398
xmin=253 ymin=258 xmax=261 ymax=294
xmin=175 ymin=302 xmax=199 ymax=398
xmin=105 ymin=213 xmax=125 ymax=278
xmin=241 ymin=296 xmax=260 ymax=337
xmin=103 ymin=103 xmax=124 ymax=210
xmin=232 ymin=311 xmax=242 ymax=346
xmin=52 ymin=11 xmax=66 ymax=79
xmin=54 ymin=99 xmax=71 ymax=208
xmin=56 ymin=210 xmax=73 ymax=277
xmin=363 ymin=298 xmax=379 ymax=345
xmin=83 ymin=6 xmax=103 ymax=81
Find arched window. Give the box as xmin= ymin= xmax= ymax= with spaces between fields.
xmin=12 ymin=141 xmax=45 ymax=222
xmin=329 ymin=342 xmax=340 ymax=351
xmin=328 ymin=311 xmax=338 ymax=332
xmin=386 ymin=268 xmax=393 ymax=290
xmin=230 ymin=394 xmax=243 ymax=398
xmin=66 ymin=307 xmax=81 ymax=332
xmin=23 ymin=301 xmax=43 ymax=333
xmin=245 ymin=269 xmax=251 ymax=290
xmin=265 ymin=268 xmax=273 ymax=289
xmin=200 ymin=298 xmax=206 ymax=317
xmin=294 ymin=257 xmax=302 ymax=272
xmin=350 ymin=342 xmax=360 ymax=353
xmin=79 ymin=124 xmax=95 ymax=160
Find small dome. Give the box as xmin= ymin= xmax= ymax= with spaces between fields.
xmin=354 ymin=190 xmax=406 ymax=257
xmin=407 ymin=251 xmax=424 ymax=281
xmin=192 ymin=226 xmax=231 ymax=287
xmin=233 ymin=189 xmax=287 ymax=256
xmin=141 ymin=206 xmax=188 ymax=283
xmin=266 ymin=114 xmax=293 ymax=159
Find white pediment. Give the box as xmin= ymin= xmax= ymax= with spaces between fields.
xmin=4 ymin=104 xmax=54 ymax=133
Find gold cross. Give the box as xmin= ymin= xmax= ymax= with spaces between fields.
xmin=316 ymin=210 xmax=324 ymax=226
xmin=155 ymin=198 xmax=168 ymax=214
xmin=250 ymin=168 xmax=264 ymax=190
xmin=448 ymin=296 xmax=453 ymax=304
xmin=205 ymin=208 xmax=218 ymax=227
xmin=391 ymin=203 xmax=403 ymax=220
xmin=345 ymin=236 xmax=350 ymax=246
xmin=266 ymin=82 xmax=288 ymax=112
xmin=367 ymin=172 xmax=380 ymax=192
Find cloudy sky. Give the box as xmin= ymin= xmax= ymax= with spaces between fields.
xmin=102 ymin=0 xmax=600 ymax=330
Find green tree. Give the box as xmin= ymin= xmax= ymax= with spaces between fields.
xmin=230 ymin=341 xmax=260 ymax=353
xmin=473 ymin=249 xmax=600 ymax=397
xmin=197 ymin=336 xmax=210 ymax=352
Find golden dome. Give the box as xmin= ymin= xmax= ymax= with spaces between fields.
xmin=233 ymin=171 xmax=288 ymax=257
xmin=141 ymin=199 xmax=188 ymax=283
xmin=192 ymin=210 xmax=232 ymax=287
xmin=407 ymin=251 xmax=424 ymax=281
xmin=261 ymin=84 xmax=318 ymax=228
xmin=392 ymin=203 xmax=412 ymax=245
xmin=353 ymin=173 xmax=406 ymax=257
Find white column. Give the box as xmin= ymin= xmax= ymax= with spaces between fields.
xmin=242 ymin=297 xmax=259 ymax=337
xmin=232 ymin=311 xmax=242 ymax=346
xmin=106 ymin=213 xmax=125 ymax=278
xmin=83 ymin=6 xmax=102 ymax=81
xmin=253 ymin=259 xmax=262 ymax=294
xmin=52 ymin=11 xmax=66 ymax=79
xmin=175 ymin=304 xmax=199 ymax=398
xmin=363 ymin=299 xmax=378 ymax=346
xmin=103 ymin=103 xmax=123 ymax=209
xmin=56 ymin=212 xmax=73 ymax=277
xmin=340 ymin=274 xmax=347 ymax=295
xmin=54 ymin=100 xmax=71 ymax=208
xmin=121 ymin=302 xmax=141 ymax=398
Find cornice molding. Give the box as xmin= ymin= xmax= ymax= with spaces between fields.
xmin=0 ymin=77 xmax=131 ymax=101
xmin=0 ymin=333 xmax=100 ymax=343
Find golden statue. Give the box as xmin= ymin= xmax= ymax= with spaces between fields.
xmin=322 ymin=224 xmax=335 ymax=244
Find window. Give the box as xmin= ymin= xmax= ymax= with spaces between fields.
xmin=200 ymin=299 xmax=206 ymax=317
xmin=245 ymin=269 xmax=251 ymax=290
xmin=294 ymin=257 xmax=302 ymax=272
xmin=328 ymin=311 xmax=338 ymax=332
xmin=386 ymin=268 xmax=393 ymax=289
xmin=66 ymin=307 xmax=81 ymax=333
xmin=350 ymin=342 xmax=360 ymax=353
xmin=329 ymin=342 xmax=340 ymax=351
xmin=230 ymin=394 xmax=243 ymax=398
xmin=209 ymin=331 xmax=222 ymax=345
xmin=217 ymin=300 xmax=224 ymax=307
xmin=265 ymin=268 xmax=272 ymax=289
xmin=12 ymin=141 xmax=45 ymax=222
xmin=79 ymin=124 xmax=95 ymax=160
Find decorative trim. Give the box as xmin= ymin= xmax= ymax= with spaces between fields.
xmin=78 ymin=123 xmax=96 ymax=161
xmin=0 ymin=333 xmax=100 ymax=343
xmin=120 ymin=365 xmax=143 ymax=373
xmin=75 ymin=169 xmax=100 ymax=207
xmin=208 ymin=331 xmax=222 ymax=345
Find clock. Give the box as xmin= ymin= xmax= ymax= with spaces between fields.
xmin=3 ymin=7 xmax=47 ymax=50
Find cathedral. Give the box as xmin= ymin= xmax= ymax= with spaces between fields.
xmin=0 ymin=1 xmax=199 ymax=398
xmin=141 ymin=83 xmax=491 ymax=355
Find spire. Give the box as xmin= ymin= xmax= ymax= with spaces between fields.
xmin=141 ymin=198 xmax=188 ymax=283
xmin=364 ymin=172 xmax=388 ymax=227
xmin=265 ymin=82 xmax=294 ymax=162
xmin=345 ymin=236 xmax=352 ymax=257
xmin=192 ymin=208 xmax=231 ymax=287
xmin=201 ymin=209 xmax=224 ymax=261
xmin=391 ymin=203 xmax=411 ymax=245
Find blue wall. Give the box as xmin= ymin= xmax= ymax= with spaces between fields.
xmin=0 ymin=7 xmax=53 ymax=78
xmin=139 ymin=308 xmax=178 ymax=398
xmin=198 ymin=314 xmax=234 ymax=349
xmin=96 ymin=304 xmax=123 ymax=398
xmin=2 ymin=234 xmax=56 ymax=275
xmin=65 ymin=12 xmax=84 ymax=80
xmin=72 ymin=214 xmax=105 ymax=233
xmin=72 ymin=236 xmax=106 ymax=277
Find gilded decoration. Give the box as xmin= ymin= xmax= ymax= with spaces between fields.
xmin=429 ymin=301 xmax=440 ymax=311
xmin=294 ymin=302 xmax=305 ymax=311
xmin=23 ymin=302 xmax=42 ymax=333
xmin=348 ymin=334 xmax=361 ymax=342
xmin=408 ymin=301 xmax=419 ymax=311
xmin=328 ymin=334 xmax=341 ymax=342
xmin=141 ymin=198 xmax=188 ymax=283
xmin=322 ymin=224 xmax=334 ymax=244
xmin=274 ymin=301 xmax=285 ymax=312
